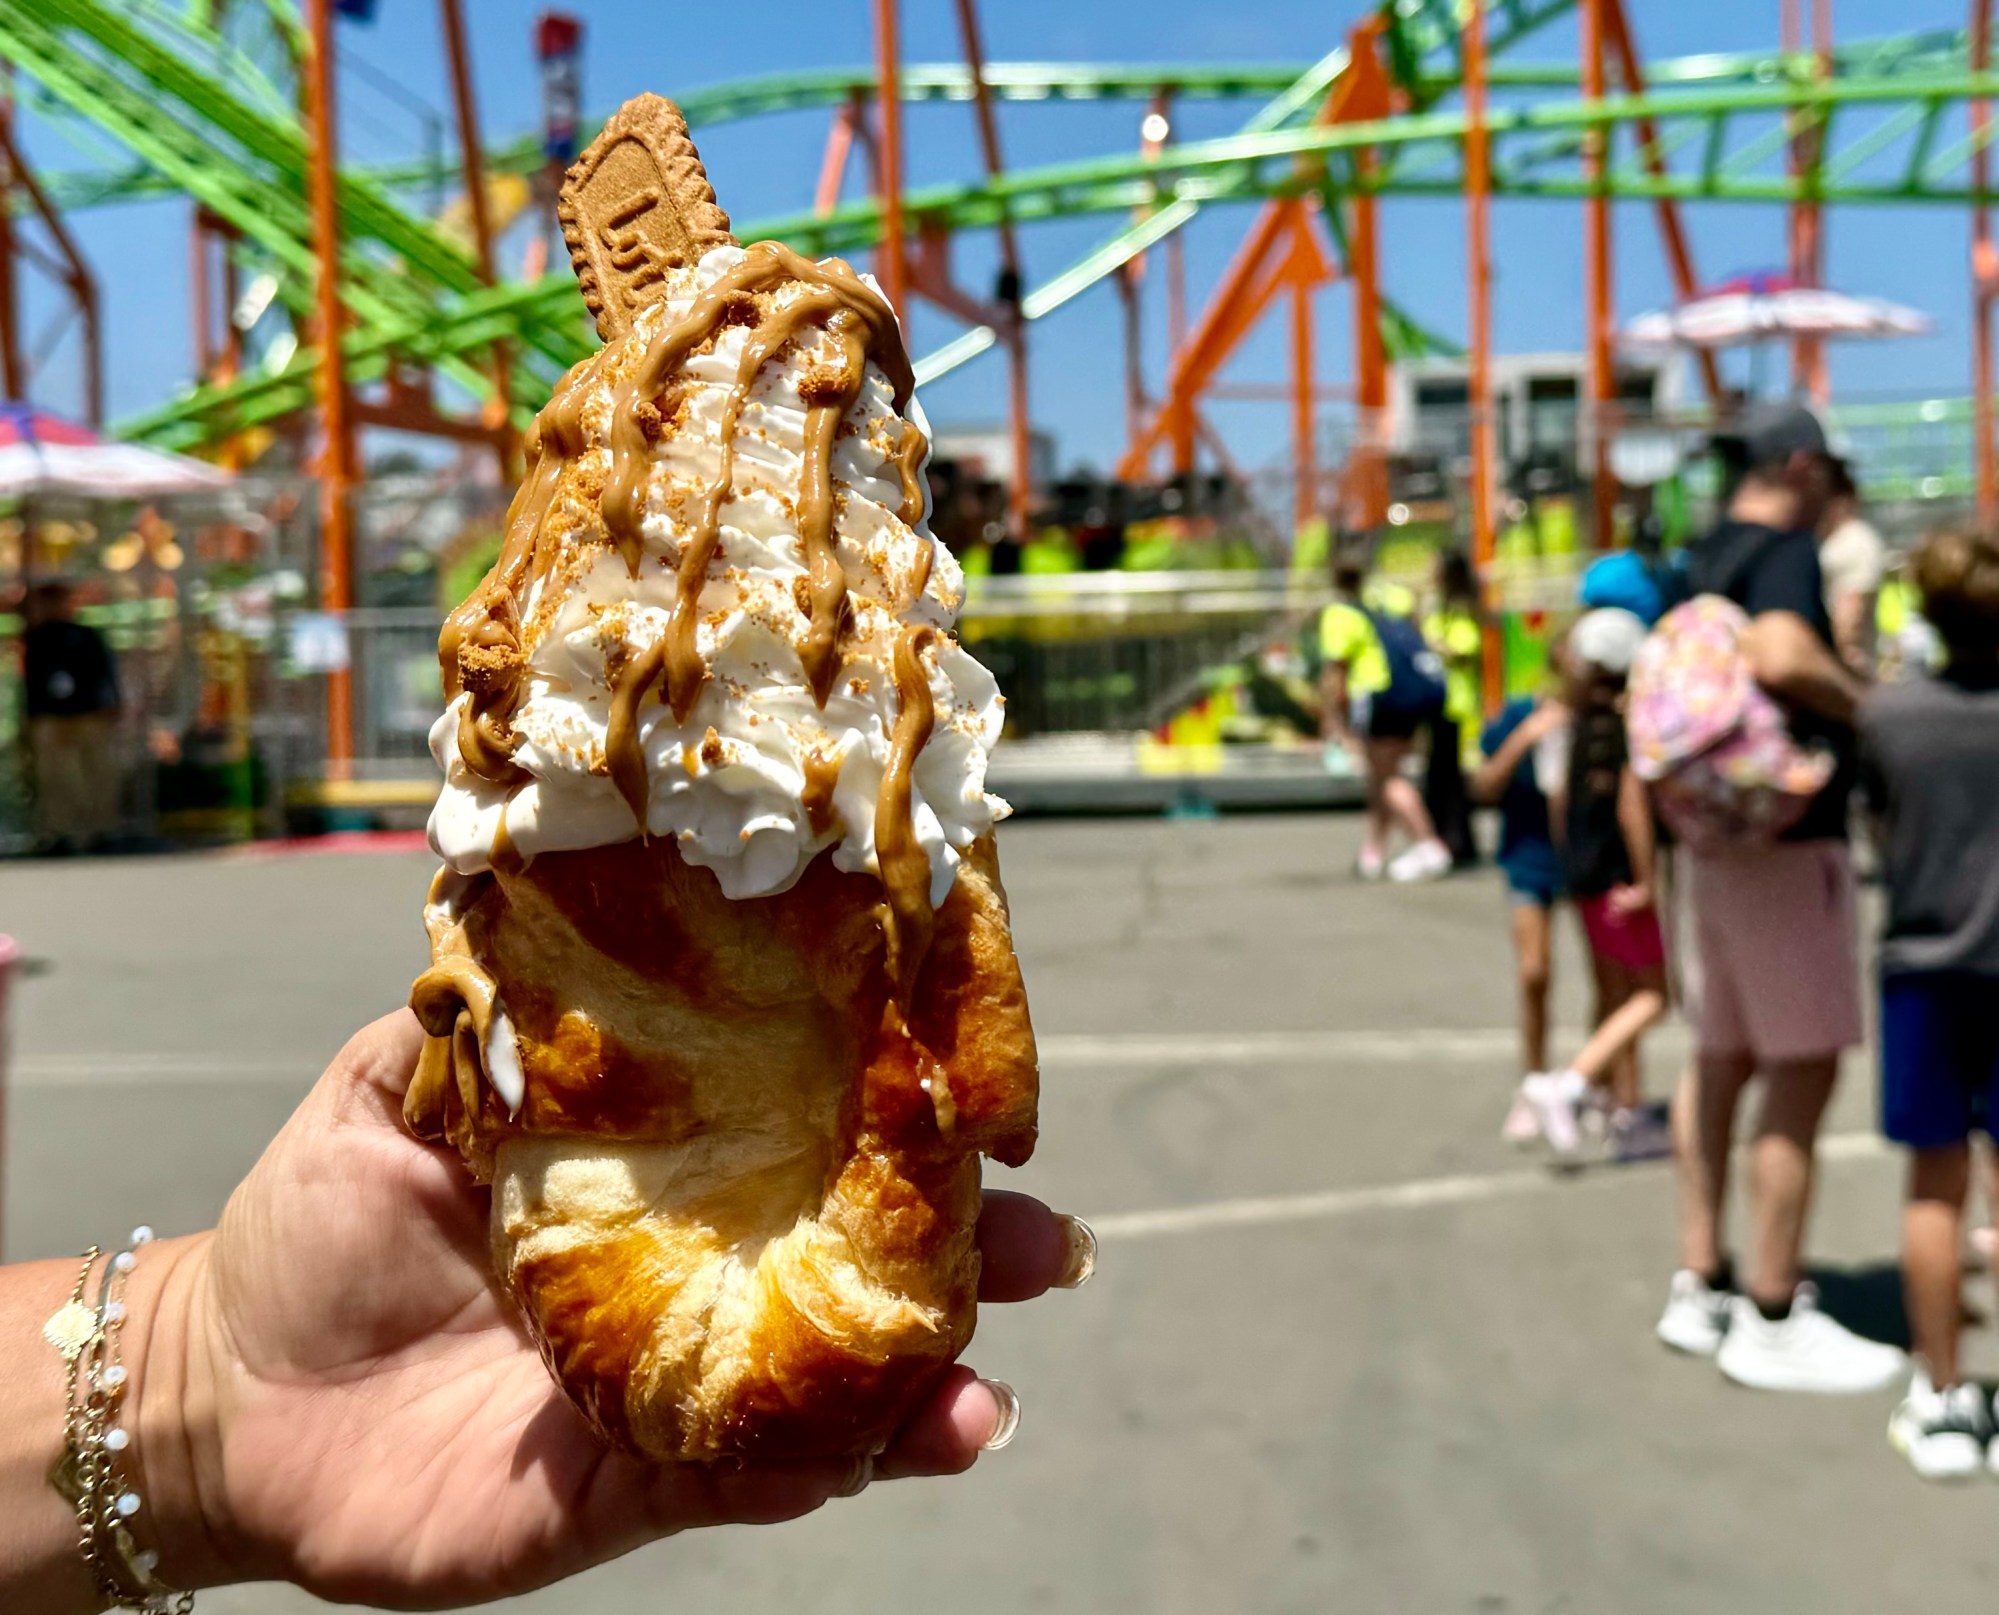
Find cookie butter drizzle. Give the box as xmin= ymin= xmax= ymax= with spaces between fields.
xmin=435 ymin=240 xmax=948 ymax=987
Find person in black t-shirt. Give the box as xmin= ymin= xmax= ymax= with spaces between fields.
xmin=1654 ymin=404 xmax=1901 ymax=1395
xmin=21 ymin=581 xmax=123 ymax=848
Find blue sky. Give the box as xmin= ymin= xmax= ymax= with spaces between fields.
xmin=11 ymin=0 xmax=1986 ymax=477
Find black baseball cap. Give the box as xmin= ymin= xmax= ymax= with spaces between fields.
xmin=1710 ymin=401 xmax=1829 ymax=470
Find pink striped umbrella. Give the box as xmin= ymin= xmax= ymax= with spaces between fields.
xmin=0 ymin=404 xmax=230 ymax=500
xmin=1621 ymin=272 xmax=1930 ymax=351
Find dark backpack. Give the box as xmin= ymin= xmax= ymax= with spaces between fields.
xmin=1361 ymin=606 xmax=1448 ymax=720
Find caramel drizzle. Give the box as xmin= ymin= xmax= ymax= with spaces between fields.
xmin=892 ymin=418 xmax=929 ymax=526
xmin=877 ymin=624 xmax=939 ymax=996
xmin=801 ymin=745 xmax=843 ymax=837
xmin=437 ymin=239 xmax=947 ymax=971
xmin=605 ymin=638 xmax=669 ymax=830
xmin=437 ymin=372 xmax=592 ymax=786
xmin=796 ymin=316 xmax=869 ymax=705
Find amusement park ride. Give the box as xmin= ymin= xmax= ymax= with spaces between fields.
xmin=4 ymin=0 xmax=1999 ymax=771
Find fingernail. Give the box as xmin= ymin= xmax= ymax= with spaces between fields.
xmin=1053 ymin=1214 xmax=1097 ymax=1290
xmin=979 ymin=1380 xmax=1022 ymax=1451
xmin=836 ymin=1453 xmax=874 ymax=1497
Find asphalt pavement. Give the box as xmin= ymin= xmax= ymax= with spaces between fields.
xmin=4 ymin=814 xmax=1991 ymax=1614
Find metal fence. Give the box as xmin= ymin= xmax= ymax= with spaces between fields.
xmin=291 ymin=569 xmax=1309 ymax=781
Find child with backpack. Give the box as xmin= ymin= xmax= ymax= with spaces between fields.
xmin=1318 ymin=548 xmax=1452 ymax=883
xmin=1517 ymin=609 xmax=1673 ymax=1162
xmin=1861 ymin=525 xmax=1999 ymax=1479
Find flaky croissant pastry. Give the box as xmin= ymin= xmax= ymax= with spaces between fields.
xmin=405 ymin=96 xmax=1039 ymax=1463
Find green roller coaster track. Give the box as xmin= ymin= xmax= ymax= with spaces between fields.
xmin=1 ymin=0 xmax=1996 ymax=455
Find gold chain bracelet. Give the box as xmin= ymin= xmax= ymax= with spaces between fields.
xmin=43 ymin=1229 xmax=196 ymax=1615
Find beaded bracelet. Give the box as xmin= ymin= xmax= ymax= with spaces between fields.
xmin=43 ymin=1228 xmax=196 ymax=1614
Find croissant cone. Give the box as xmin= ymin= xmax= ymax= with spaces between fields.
xmin=408 ymin=95 xmax=1037 ymax=1463
xmin=406 ymin=833 xmax=1037 ymax=1462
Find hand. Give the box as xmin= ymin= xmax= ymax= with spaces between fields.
xmin=1607 ymin=881 xmax=1654 ymax=917
xmin=1519 ymin=699 xmax=1570 ymax=744
xmin=142 ymin=1012 xmax=1080 ymax=1609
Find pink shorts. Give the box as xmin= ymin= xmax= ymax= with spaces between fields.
xmin=1577 ymin=892 xmax=1667 ymax=973
xmin=1687 ymin=840 xmax=1863 ymax=1063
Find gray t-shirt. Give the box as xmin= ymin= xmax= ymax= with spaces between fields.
xmin=1860 ymin=670 xmax=1999 ymax=976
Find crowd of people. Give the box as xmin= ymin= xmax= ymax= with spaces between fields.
xmin=1316 ymin=401 xmax=1999 ymax=1481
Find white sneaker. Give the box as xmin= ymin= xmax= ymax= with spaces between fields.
xmin=1356 ymin=844 xmax=1387 ymax=882
xmin=1888 ymin=1368 xmax=1991 ymax=1481
xmin=1386 ymin=839 xmax=1451 ymax=883
xmin=1522 ymin=1068 xmax=1586 ymax=1157
xmin=1656 ymin=1269 xmax=1732 ymax=1357
xmin=1501 ymin=1083 xmax=1542 ymax=1146
xmin=1715 ymin=1284 xmax=1908 ymax=1393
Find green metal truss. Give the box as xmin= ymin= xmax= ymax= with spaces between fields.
xmin=38 ymin=62 xmax=1320 ymax=213
xmin=8 ymin=0 xmax=1999 ymax=455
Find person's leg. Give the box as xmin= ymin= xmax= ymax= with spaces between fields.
xmin=1684 ymin=1048 xmax=1754 ymax=1279
xmin=1569 ymin=963 xmax=1667 ymax=1101
xmin=1423 ymin=717 xmax=1476 ymax=866
xmin=1356 ymin=717 xmax=1393 ymax=866
xmin=1905 ymin=1145 xmax=1971 ymax=1386
xmin=30 ymin=716 xmax=89 ymax=844
xmin=78 ymin=712 xmax=123 ymax=842
xmin=1744 ymin=1054 xmax=1842 ymax=1308
xmin=1509 ymin=900 xmax=1552 ymax=1076
xmin=1366 ymin=738 xmax=1436 ymax=847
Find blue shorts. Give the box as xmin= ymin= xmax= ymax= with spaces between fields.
xmin=1499 ymin=841 xmax=1561 ymax=908
xmin=1504 ymin=866 xmax=1560 ymax=908
xmin=1880 ymin=971 xmax=1999 ymax=1149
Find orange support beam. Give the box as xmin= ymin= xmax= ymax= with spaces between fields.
xmin=951 ymin=0 xmax=1032 ymax=539
xmin=1464 ymin=0 xmax=1502 ymax=711
xmin=1582 ymin=0 xmax=1616 ymax=549
xmin=439 ymin=0 xmax=511 ymax=470
xmin=815 ymin=97 xmax=861 ymax=216
xmin=0 ymin=98 xmax=102 ymax=425
xmin=1783 ymin=0 xmax=1833 ymax=401
xmin=872 ymin=0 xmax=907 ymax=316
xmin=1118 ymin=19 xmax=1387 ymax=500
xmin=1601 ymin=0 xmax=1721 ymax=402
xmin=305 ymin=0 xmax=355 ymax=777
xmin=1976 ymin=0 xmax=1996 ymax=525
xmin=1348 ymin=152 xmax=1388 ymax=529
xmin=1116 ymin=200 xmax=1324 ymax=479
xmin=1289 ymin=244 xmax=1316 ymax=530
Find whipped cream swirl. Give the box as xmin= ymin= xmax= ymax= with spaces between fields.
xmin=428 ymin=243 xmax=1008 ymax=903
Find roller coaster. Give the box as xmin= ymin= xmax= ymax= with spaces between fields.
xmin=6 ymin=0 xmax=1999 ymax=492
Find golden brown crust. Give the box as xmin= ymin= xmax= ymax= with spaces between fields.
xmin=407 ymin=835 xmax=1038 ymax=1461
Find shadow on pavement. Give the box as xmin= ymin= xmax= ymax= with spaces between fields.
xmin=1806 ymin=1260 xmax=1910 ymax=1350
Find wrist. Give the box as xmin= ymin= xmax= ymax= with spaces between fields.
xmin=127 ymin=1234 xmax=266 ymax=1591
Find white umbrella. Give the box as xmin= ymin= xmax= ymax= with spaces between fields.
xmin=1621 ymin=274 xmax=1931 ymax=351
xmin=0 ymin=404 xmax=230 ymax=500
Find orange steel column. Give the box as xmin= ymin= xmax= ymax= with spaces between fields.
xmin=873 ymin=0 xmax=907 ymax=317
xmin=1350 ymin=152 xmax=1388 ymax=529
xmin=305 ymin=0 xmax=356 ymax=778
xmin=1290 ymin=259 xmax=1315 ymax=531
xmin=439 ymin=0 xmax=511 ymax=468
xmin=1602 ymin=0 xmax=1720 ymax=401
xmin=1582 ymin=0 xmax=1616 ymax=549
xmin=814 ymin=99 xmax=860 ymax=216
xmin=1976 ymin=0 xmax=1996 ymax=524
xmin=952 ymin=0 xmax=1031 ymax=539
xmin=1464 ymin=0 xmax=1501 ymax=708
